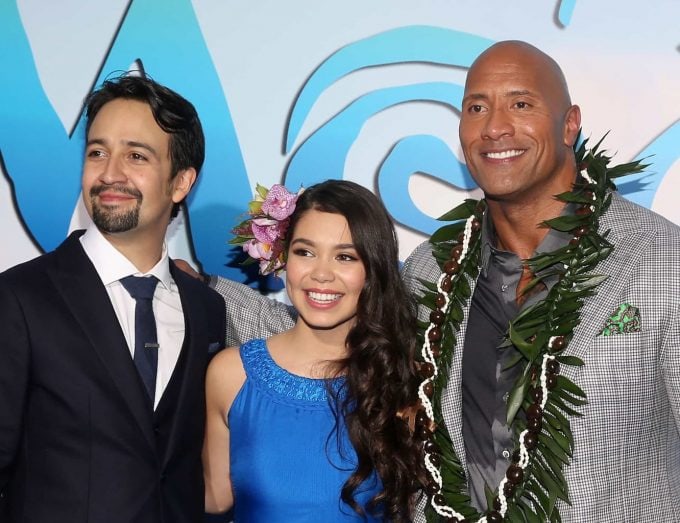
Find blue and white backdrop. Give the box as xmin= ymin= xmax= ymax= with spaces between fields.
xmin=2 ymin=0 xmax=679 ymax=283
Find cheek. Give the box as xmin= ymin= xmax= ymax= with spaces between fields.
xmin=283 ymin=261 xmax=304 ymax=289
xmin=81 ymin=174 xmax=96 ymax=201
xmin=458 ymin=123 xmax=476 ymax=150
xmin=347 ymin=269 xmax=367 ymax=295
xmin=81 ymin=166 xmax=96 ymax=186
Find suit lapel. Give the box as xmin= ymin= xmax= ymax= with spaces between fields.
xmin=567 ymin=195 xmax=655 ymax=362
xmin=155 ymin=265 xmax=207 ymax=467
xmin=50 ymin=232 xmax=155 ymax=450
xmin=442 ymin=274 xmax=477 ymax=473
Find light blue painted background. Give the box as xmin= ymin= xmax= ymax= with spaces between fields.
xmin=1 ymin=0 xmax=678 ymax=282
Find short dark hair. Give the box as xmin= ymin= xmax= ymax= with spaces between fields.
xmin=85 ymin=74 xmax=205 ymax=217
xmin=287 ymin=180 xmax=425 ymax=520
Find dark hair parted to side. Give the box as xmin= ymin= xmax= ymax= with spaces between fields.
xmin=85 ymin=74 xmax=205 ymax=218
xmin=287 ymin=180 xmax=426 ymax=522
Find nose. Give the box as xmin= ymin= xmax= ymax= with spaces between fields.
xmin=99 ymin=155 xmax=127 ymax=184
xmin=481 ymin=107 xmax=514 ymax=140
xmin=310 ymin=257 xmax=334 ymax=283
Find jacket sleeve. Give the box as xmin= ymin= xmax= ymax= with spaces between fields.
xmin=0 ymin=277 xmax=30 ymax=494
xmin=210 ymin=276 xmax=296 ymax=347
xmin=401 ymin=240 xmax=443 ymax=324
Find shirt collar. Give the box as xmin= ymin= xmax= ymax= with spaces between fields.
xmin=79 ymin=223 xmax=172 ymax=290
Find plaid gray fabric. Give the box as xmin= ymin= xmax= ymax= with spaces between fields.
xmin=405 ymin=193 xmax=680 ymax=521
xmin=212 ymin=277 xmax=295 ymax=347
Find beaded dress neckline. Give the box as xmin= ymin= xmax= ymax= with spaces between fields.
xmin=240 ymin=338 xmax=343 ymax=403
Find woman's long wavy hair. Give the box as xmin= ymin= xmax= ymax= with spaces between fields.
xmin=286 ymin=180 xmax=426 ymax=521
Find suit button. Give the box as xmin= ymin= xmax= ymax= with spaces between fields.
xmin=153 ymin=424 xmax=160 ymax=434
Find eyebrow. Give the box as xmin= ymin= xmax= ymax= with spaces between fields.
xmin=290 ymin=238 xmax=357 ymax=250
xmin=462 ymin=89 xmax=532 ymax=104
xmin=86 ymin=138 xmax=160 ymax=159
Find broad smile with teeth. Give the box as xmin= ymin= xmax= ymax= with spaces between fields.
xmin=307 ymin=291 xmax=342 ymax=304
xmin=484 ymin=149 xmax=525 ymax=160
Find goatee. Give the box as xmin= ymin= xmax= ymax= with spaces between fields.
xmin=90 ymin=185 xmax=142 ymax=233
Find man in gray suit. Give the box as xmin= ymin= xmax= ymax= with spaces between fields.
xmin=197 ymin=41 xmax=680 ymax=520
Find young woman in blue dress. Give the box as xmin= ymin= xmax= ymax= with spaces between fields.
xmin=203 ymin=180 xmax=425 ymax=522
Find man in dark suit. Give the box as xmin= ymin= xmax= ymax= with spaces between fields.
xmin=0 ymin=75 xmax=226 ymax=522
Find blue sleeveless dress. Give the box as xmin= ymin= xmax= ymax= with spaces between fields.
xmin=229 ymin=339 xmax=383 ymax=522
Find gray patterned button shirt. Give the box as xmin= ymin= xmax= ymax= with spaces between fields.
xmin=464 ymin=211 xmax=571 ymax=510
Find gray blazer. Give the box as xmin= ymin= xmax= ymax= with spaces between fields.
xmin=403 ymin=193 xmax=680 ymax=521
xmin=216 ymin=192 xmax=680 ymax=520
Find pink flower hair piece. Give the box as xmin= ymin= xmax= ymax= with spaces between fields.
xmin=261 ymin=184 xmax=299 ymax=220
xmin=230 ymin=183 xmax=303 ymax=276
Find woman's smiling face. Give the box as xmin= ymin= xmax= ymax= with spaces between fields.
xmin=285 ymin=209 xmax=366 ymax=335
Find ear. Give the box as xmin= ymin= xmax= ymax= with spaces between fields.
xmin=171 ymin=168 xmax=197 ymax=204
xmin=563 ymin=104 xmax=581 ymax=147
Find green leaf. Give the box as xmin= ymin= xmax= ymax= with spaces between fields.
xmin=531 ymin=461 xmax=566 ymax=504
xmin=437 ymin=199 xmax=478 ymax=221
xmin=555 ymin=355 xmax=584 ymax=367
xmin=507 ymin=365 xmax=531 ymax=424
xmin=502 ymin=349 xmax=525 ymax=370
xmin=553 ymin=297 xmax=585 ymax=315
xmin=533 ymin=456 xmax=569 ymax=503
xmin=525 ymin=479 xmax=551 ymax=516
xmin=538 ymin=432 xmax=570 ymax=464
xmin=570 ymin=274 xmax=609 ymax=293
xmin=555 ymin=376 xmax=586 ymax=398
xmin=550 ymin=395 xmax=582 ymax=417
xmin=505 ymin=502 xmax=527 ymax=523
xmin=542 ymin=215 xmax=587 ymax=232
xmin=519 ymin=498 xmax=545 ymax=523
xmin=513 ymin=300 xmax=550 ymax=324
xmin=508 ymin=324 xmax=540 ymax=361
xmin=554 ymin=190 xmax=598 ymax=204
xmin=542 ymin=409 xmax=562 ymax=430
xmin=248 ymin=200 xmax=263 ymax=214
xmin=607 ymin=159 xmax=648 ymax=178
xmin=554 ymin=386 xmax=588 ymax=407
xmin=449 ymin=303 xmax=464 ymax=322
xmin=430 ymin=223 xmax=465 ymax=243
xmin=418 ymin=279 xmax=439 ymax=293
xmin=228 ymin=237 xmax=249 ymax=245
xmin=255 ymin=183 xmax=268 ymax=199
xmin=419 ymin=293 xmax=437 ymax=311
xmin=543 ymin=422 xmax=572 ymax=455
xmin=457 ymin=276 xmax=471 ymax=298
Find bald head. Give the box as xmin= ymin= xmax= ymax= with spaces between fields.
xmin=466 ymin=40 xmax=573 ymax=111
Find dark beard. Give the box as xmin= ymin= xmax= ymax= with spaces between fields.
xmin=89 ymin=185 xmax=142 ymax=233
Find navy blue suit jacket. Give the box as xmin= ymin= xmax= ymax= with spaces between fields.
xmin=0 ymin=231 xmax=226 ymax=522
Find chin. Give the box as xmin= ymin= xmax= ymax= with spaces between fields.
xmin=301 ymin=314 xmax=356 ymax=332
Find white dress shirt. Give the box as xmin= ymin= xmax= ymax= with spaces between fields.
xmin=80 ymin=225 xmax=185 ymax=409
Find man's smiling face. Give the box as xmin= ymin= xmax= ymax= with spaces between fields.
xmin=459 ymin=42 xmax=580 ymax=205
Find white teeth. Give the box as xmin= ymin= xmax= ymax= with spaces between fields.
xmin=485 ymin=149 xmax=524 ymax=159
xmin=308 ymin=291 xmax=341 ymax=303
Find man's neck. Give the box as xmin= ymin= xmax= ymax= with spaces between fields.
xmin=487 ymin=197 xmax=567 ymax=260
xmin=102 ymin=231 xmax=164 ymax=273
xmin=486 ymin=168 xmax=577 ymax=259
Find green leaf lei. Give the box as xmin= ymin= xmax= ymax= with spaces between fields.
xmin=416 ymin=136 xmax=647 ymax=522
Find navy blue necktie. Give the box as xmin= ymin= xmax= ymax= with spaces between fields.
xmin=120 ymin=275 xmax=159 ymax=402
